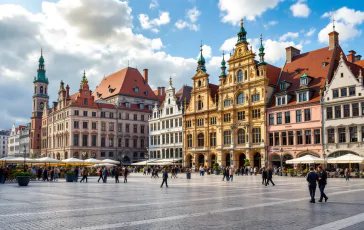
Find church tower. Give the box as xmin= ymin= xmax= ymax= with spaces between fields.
xmin=30 ymin=49 xmax=49 ymax=157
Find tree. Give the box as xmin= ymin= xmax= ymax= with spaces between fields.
xmin=244 ymin=159 xmax=250 ymax=167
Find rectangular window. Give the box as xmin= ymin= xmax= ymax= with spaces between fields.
xmin=252 ymin=128 xmax=261 ymax=143
xmin=333 ymin=89 xmax=339 ymax=98
xmin=338 ymin=128 xmax=346 ymax=143
xmin=141 ymin=139 xmax=145 ymax=148
xmin=269 ymin=133 xmax=273 ymax=146
xmin=328 ymin=129 xmax=335 ymax=143
xmin=101 ymin=112 xmax=106 ymax=118
xmin=352 ymin=103 xmax=359 ymax=117
xmin=282 ymin=132 xmax=287 ymax=146
xmin=223 ymin=130 xmax=231 ymax=145
xmin=274 ymin=132 xmax=279 ymax=146
xmin=74 ymin=121 xmax=79 ymax=128
xmin=304 ymin=109 xmax=311 ymax=121
xmin=73 ymin=134 xmax=79 ymax=146
xmin=141 ymin=125 xmax=144 ymax=134
xmin=285 ymin=111 xmax=290 ymax=124
xmin=252 ymin=94 xmax=260 ymax=102
xmin=92 ymin=135 xmax=97 ymax=147
xmin=238 ymin=112 xmax=245 ymax=120
xmin=83 ymin=122 xmax=88 ymax=129
xmin=197 ymin=119 xmax=204 ymax=126
xmin=126 ymin=124 xmax=130 ymax=133
xmin=296 ymin=110 xmax=302 ymax=122
xmin=109 ymin=113 xmax=113 ymax=118
xmin=133 ymin=124 xmax=137 ymax=133
xmin=362 ymin=126 xmax=364 ymax=142
xmin=74 ymin=110 xmax=79 ymax=116
xmin=101 ymin=152 xmax=105 ymax=157
xmin=297 ymin=131 xmax=303 ymax=144
xmin=82 ymin=135 xmax=88 ymax=146
xmin=298 ymin=92 xmax=307 ymax=102
xmin=92 ymin=112 xmax=96 ymax=117
xmin=133 ymin=139 xmax=137 ymax=148
xmin=288 ymin=131 xmax=294 ymax=145
xmin=92 ymin=122 xmax=97 ymax=129
xmin=125 ymin=139 xmax=129 ymax=147
xmin=118 ymin=124 xmax=122 ymax=132
xmin=343 ymin=104 xmax=350 ymax=117
xmin=277 ymin=113 xmax=282 ymax=125
xmin=134 ymin=114 xmax=137 ymax=120
xmin=305 ymin=130 xmax=311 ymax=144
xmin=252 ymin=109 xmax=261 ymax=119
xmin=224 ymin=100 xmax=231 ymax=107
xmin=269 ymin=114 xmax=274 ymax=125
xmin=314 ymin=130 xmax=320 ymax=144
xmin=186 ymin=120 xmax=191 ymax=128
xmin=341 ymin=88 xmax=347 ymax=97
xmin=224 ymin=113 xmax=231 ymax=122
xmin=327 ymin=107 xmax=333 ymax=119
xmin=335 ymin=106 xmax=341 ymax=118
xmin=210 ymin=132 xmax=216 ymax=146
xmin=109 ymin=123 xmax=114 ymax=131
xmin=300 ymin=78 xmax=308 ymax=86
xmin=101 ymin=137 xmax=105 ymax=147
xmin=350 ymin=127 xmax=357 ymax=142
xmin=210 ymin=117 xmax=216 ymax=125
xmin=179 ymin=132 xmax=182 ymax=142
xmin=349 ymin=87 xmax=356 ymax=96
xmin=109 ymin=137 xmax=114 ymax=147
xmin=187 ymin=135 xmax=192 ymax=147
xmin=362 ymin=102 xmax=364 ymax=115
xmin=126 ymin=113 xmax=129 ymax=120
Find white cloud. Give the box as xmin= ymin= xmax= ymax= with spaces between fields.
xmin=318 ymin=7 xmax=364 ymax=43
xmin=196 ymin=45 xmax=212 ymax=59
xmin=187 ymin=7 xmax=200 ymax=23
xmin=174 ymin=7 xmax=200 ymax=31
xmin=149 ymin=0 xmax=159 ymax=9
xmin=279 ymin=32 xmax=299 ymax=41
xmin=264 ymin=20 xmax=278 ymax=28
xmin=220 ymin=37 xmax=236 ymax=51
xmin=290 ymin=0 xmax=311 ymax=18
xmin=218 ymin=0 xmax=282 ymax=25
xmin=139 ymin=11 xmax=170 ymax=33
xmin=305 ymin=28 xmax=316 ymax=37
xmin=263 ymin=39 xmax=303 ymax=63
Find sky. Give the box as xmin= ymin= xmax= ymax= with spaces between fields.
xmin=0 ymin=0 xmax=364 ymax=129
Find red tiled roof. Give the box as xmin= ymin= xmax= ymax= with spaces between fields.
xmin=346 ymin=61 xmax=364 ymax=78
xmin=93 ymin=67 xmax=158 ymax=101
xmin=269 ymin=46 xmax=338 ymax=108
xmin=209 ymin=83 xmax=219 ymax=100
xmin=266 ymin=64 xmax=282 ymax=86
xmin=153 ymin=89 xmax=166 ymax=102
xmin=97 ymin=103 xmax=116 ymax=109
xmin=175 ymin=85 xmax=192 ymax=104
xmin=354 ymin=59 xmax=364 ymax=68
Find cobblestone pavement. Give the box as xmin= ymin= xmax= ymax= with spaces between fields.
xmin=1 ymin=173 xmax=364 ymax=230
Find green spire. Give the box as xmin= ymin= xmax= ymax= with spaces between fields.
xmin=258 ymin=34 xmax=266 ymax=65
xmin=82 ymin=70 xmax=88 ymax=83
xmin=237 ymin=19 xmax=247 ymax=44
xmin=219 ymin=51 xmax=227 ymax=78
xmin=34 ymin=48 xmax=49 ymax=84
xmin=197 ymin=41 xmax=206 ymax=72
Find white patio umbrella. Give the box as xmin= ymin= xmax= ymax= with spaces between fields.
xmin=61 ymin=158 xmax=84 ymax=164
xmin=94 ymin=163 xmax=116 ymax=167
xmin=4 ymin=157 xmax=38 ymax=164
xmin=0 ymin=156 xmax=15 ymax=161
xmin=37 ymin=157 xmax=61 ymax=163
xmin=286 ymin=155 xmax=325 ymax=164
xmin=327 ymin=154 xmax=364 ymax=170
xmin=101 ymin=159 xmax=119 ymax=164
xmin=84 ymin=158 xmax=102 ymax=164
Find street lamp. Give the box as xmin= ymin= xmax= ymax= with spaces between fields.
xmin=145 ymin=147 xmax=149 ymax=167
xmin=280 ymin=148 xmax=283 ymax=176
xmin=323 ymin=149 xmax=329 ymax=169
xmin=23 ymin=146 xmax=26 ymax=172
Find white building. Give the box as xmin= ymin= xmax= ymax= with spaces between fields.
xmin=322 ymin=51 xmax=364 ymax=168
xmin=0 ymin=130 xmax=10 ymax=158
xmin=149 ymin=78 xmax=191 ymax=163
xmin=8 ymin=124 xmax=28 ymax=157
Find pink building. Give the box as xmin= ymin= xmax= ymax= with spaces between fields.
xmin=266 ymin=31 xmax=341 ymax=167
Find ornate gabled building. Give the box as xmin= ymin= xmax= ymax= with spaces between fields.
xmin=266 ymin=29 xmax=342 ymax=167
xmin=322 ymin=51 xmax=364 ymax=165
xmin=149 ymin=77 xmax=192 ymax=162
xmin=8 ymin=124 xmax=27 ymax=157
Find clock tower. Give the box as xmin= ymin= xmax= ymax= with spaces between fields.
xmin=30 ymin=49 xmax=49 ymax=157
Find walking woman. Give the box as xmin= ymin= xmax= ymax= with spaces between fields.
xmin=345 ymin=168 xmax=350 ymax=181
xmin=97 ymin=168 xmax=103 ymax=182
xmin=115 ymin=167 xmax=120 ymax=183
xmin=102 ymin=167 xmax=108 ymax=183
xmin=124 ymin=167 xmax=128 ymax=183
xmin=80 ymin=167 xmax=88 ymax=183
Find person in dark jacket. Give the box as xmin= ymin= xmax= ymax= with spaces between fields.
xmin=102 ymin=167 xmax=108 ymax=183
xmin=318 ymin=166 xmax=328 ymax=202
xmin=306 ymin=166 xmax=319 ymax=203
xmin=37 ymin=168 xmax=42 ymax=181
xmin=262 ymin=168 xmax=268 ymax=185
xmin=265 ymin=167 xmax=275 ymax=186
xmin=160 ymin=168 xmax=168 ymax=188
xmin=114 ymin=167 xmax=120 ymax=183
xmin=124 ymin=167 xmax=128 ymax=183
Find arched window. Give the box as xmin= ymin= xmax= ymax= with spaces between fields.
xmin=238 ymin=129 xmax=246 ymax=144
xmin=237 ymin=93 xmax=244 ymax=104
xmin=237 ymin=70 xmax=242 ymax=82
xmin=168 ymin=99 xmax=170 ymax=104
xmin=257 ymin=70 xmax=260 ymax=76
xmin=187 ymin=135 xmax=192 ymax=147
xmin=34 ymin=86 xmax=36 ymax=94
xmin=40 ymin=86 xmax=43 ymax=94
xmin=134 ymin=87 xmax=139 ymax=93
xmin=84 ymin=98 xmax=88 ymax=105
xmin=198 ymin=100 xmax=203 ymax=110
xmin=45 ymin=87 xmax=47 ymax=95
xmin=244 ymin=70 xmax=248 ymax=80
xmin=198 ymin=80 xmax=202 ymax=87
xmin=198 ymin=133 xmax=204 ymax=147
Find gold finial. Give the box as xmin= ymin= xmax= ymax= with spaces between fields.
xmin=240 ymin=18 xmax=244 ymax=26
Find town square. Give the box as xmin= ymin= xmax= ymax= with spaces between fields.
xmin=1 ymin=0 xmax=364 ymax=229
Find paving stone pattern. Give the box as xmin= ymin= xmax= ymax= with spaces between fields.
xmin=1 ymin=173 xmax=364 ymax=230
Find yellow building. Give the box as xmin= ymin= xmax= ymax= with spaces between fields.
xmin=184 ymin=20 xmax=280 ymax=169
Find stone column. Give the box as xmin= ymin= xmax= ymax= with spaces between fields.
xmin=358 ymin=125 xmax=362 ymax=143
xmin=293 ymin=131 xmax=297 ymax=146
xmin=334 ymin=128 xmax=338 ymax=143
xmin=311 ymin=128 xmax=314 ymax=145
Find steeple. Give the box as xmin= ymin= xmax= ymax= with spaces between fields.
xmin=168 ymin=76 xmax=173 ymax=90
xmin=197 ymin=41 xmax=206 ymax=72
xmin=34 ymin=49 xmax=49 ymax=84
xmin=219 ymin=51 xmax=227 ymax=78
xmin=258 ymin=34 xmax=266 ymax=65
xmin=237 ymin=19 xmax=247 ymax=44
xmin=80 ymin=70 xmax=89 ymax=90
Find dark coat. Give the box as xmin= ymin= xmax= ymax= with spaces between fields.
xmin=318 ymin=171 xmax=327 ymax=185
xmin=306 ymin=171 xmax=319 ymax=186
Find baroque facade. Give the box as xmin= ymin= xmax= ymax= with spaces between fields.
xmin=8 ymin=124 xmax=29 ymax=157
xmin=0 ymin=130 xmax=10 ymax=158
xmin=149 ymin=77 xmax=191 ymax=162
xmin=184 ymin=20 xmax=280 ymax=169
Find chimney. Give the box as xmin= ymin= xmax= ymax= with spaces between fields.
xmin=66 ymin=84 xmax=70 ymax=98
xmin=354 ymin=55 xmax=362 ymax=62
xmin=157 ymin=87 xmax=161 ymax=96
xmin=161 ymin=87 xmax=165 ymax=96
xmin=285 ymin=46 xmax=301 ymax=63
xmin=328 ymin=31 xmax=339 ymax=50
xmin=143 ymin=69 xmax=148 ymax=83
xmin=347 ymin=50 xmax=356 ymax=63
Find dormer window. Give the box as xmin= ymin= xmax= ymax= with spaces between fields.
xmin=298 ymin=92 xmax=308 ymax=102
xmin=134 ymin=87 xmax=139 ymax=93
xmin=139 ymin=104 xmax=144 ymax=109
xmin=125 ymin=102 xmax=131 ymax=108
xmin=322 ymin=62 xmax=327 ymax=67
xmin=280 ymin=82 xmax=286 ymax=90
xmin=300 ymin=73 xmax=309 ymax=86
xmin=144 ymin=91 xmax=148 ymax=95
xmin=148 ymin=105 xmax=153 ymax=110
xmin=276 ymin=96 xmax=286 ymax=106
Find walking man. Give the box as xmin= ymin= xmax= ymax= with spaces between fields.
xmin=97 ymin=168 xmax=104 ymax=182
xmin=160 ymin=168 xmax=168 ymax=188
xmin=265 ymin=167 xmax=275 ymax=186
xmin=318 ymin=166 xmax=328 ymax=202
xmin=102 ymin=167 xmax=108 ymax=183
xmin=222 ymin=167 xmax=227 ymax=181
xmin=115 ymin=167 xmax=120 ymax=183
xmin=306 ymin=166 xmax=319 ymax=203
xmin=262 ymin=168 xmax=268 ymax=185
xmin=80 ymin=167 xmax=88 ymax=183
xmin=124 ymin=167 xmax=128 ymax=183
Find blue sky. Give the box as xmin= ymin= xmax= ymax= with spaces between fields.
xmin=0 ymin=0 xmax=363 ymax=129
